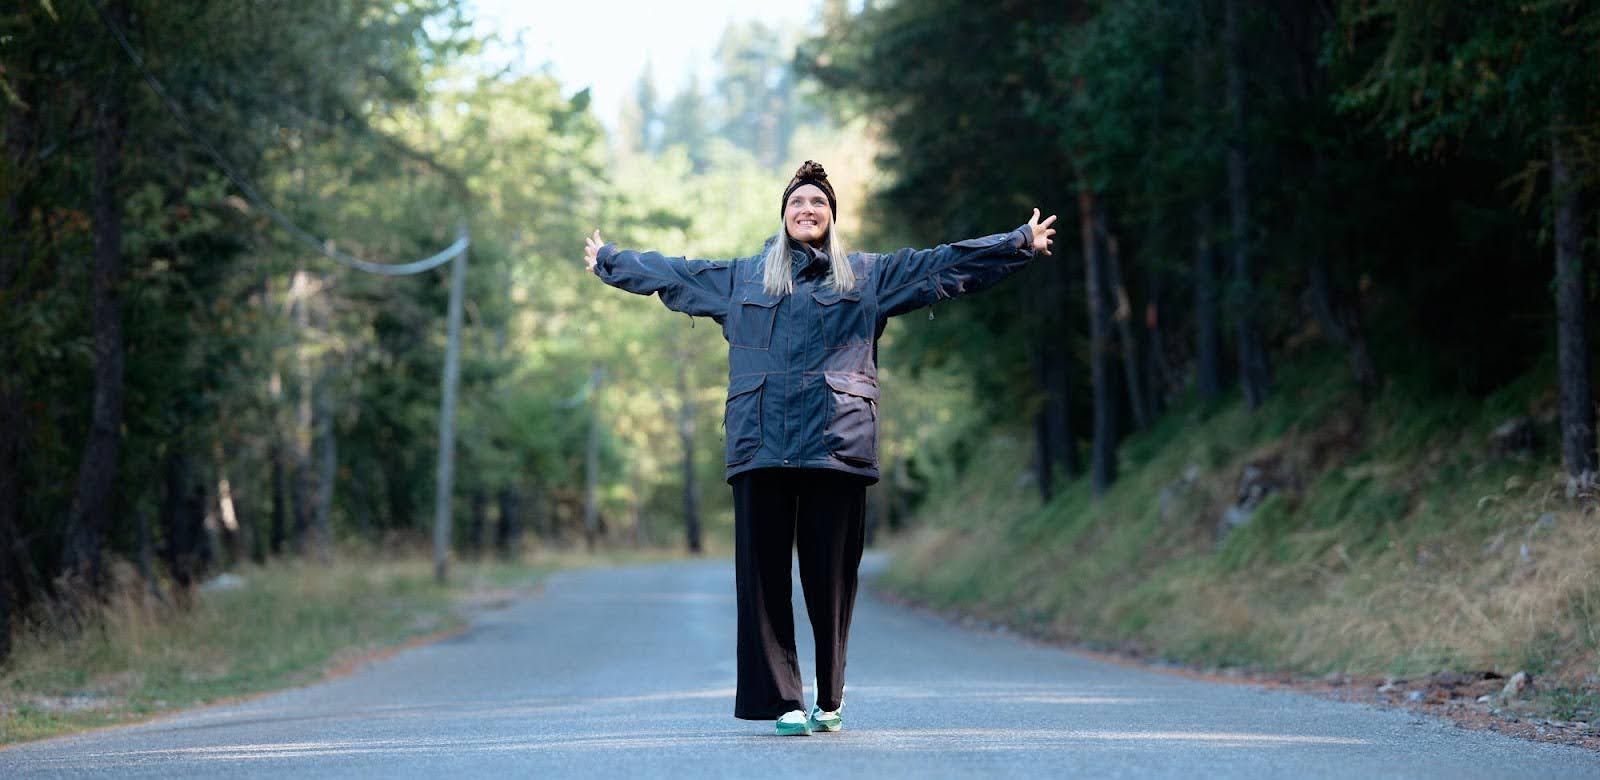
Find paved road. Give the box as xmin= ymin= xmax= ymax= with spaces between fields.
xmin=5 ymin=556 xmax=1599 ymax=778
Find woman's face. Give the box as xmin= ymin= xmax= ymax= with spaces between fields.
xmin=784 ymin=184 xmax=832 ymax=246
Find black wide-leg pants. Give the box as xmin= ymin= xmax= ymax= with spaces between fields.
xmin=731 ymin=468 xmax=867 ymax=720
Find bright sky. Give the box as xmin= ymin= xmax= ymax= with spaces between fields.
xmin=467 ymin=0 xmax=825 ymax=127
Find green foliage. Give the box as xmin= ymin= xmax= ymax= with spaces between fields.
xmin=0 ymin=0 xmax=615 ymax=590
xmin=620 ymin=19 xmax=825 ymax=170
xmin=1334 ymin=0 xmax=1600 ymax=157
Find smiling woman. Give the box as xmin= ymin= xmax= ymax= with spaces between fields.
xmin=759 ymin=162 xmax=853 ymax=297
xmin=582 ymin=159 xmax=1056 ymax=737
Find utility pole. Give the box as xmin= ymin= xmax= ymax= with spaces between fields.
xmin=433 ymin=224 xmax=468 ymax=584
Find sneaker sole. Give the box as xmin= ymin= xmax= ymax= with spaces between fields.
xmin=776 ymin=721 xmax=812 ymax=736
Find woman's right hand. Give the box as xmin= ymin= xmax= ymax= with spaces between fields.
xmin=583 ymin=229 xmax=605 ymax=274
xmin=1027 ymin=208 xmax=1057 ymax=255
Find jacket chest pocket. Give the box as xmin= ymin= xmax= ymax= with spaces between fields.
xmin=729 ymin=289 xmax=781 ymax=349
xmin=811 ymin=287 xmax=867 ymax=349
xmin=823 ymin=371 xmax=879 ymax=465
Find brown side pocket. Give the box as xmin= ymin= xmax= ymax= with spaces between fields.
xmin=823 ymin=371 xmax=879 ymax=465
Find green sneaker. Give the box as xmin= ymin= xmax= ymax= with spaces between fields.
xmin=776 ymin=709 xmax=812 ymax=736
xmin=808 ymin=706 xmax=842 ymax=733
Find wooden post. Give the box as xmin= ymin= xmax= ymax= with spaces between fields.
xmin=433 ymin=224 xmax=468 ymax=584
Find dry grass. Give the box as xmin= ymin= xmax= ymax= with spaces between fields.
xmin=1278 ymin=498 xmax=1600 ymax=682
xmin=881 ymin=354 xmax=1600 ymax=703
xmin=0 ymin=549 xmax=613 ymax=744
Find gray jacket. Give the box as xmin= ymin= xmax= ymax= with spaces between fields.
xmin=595 ymin=225 xmax=1035 ymax=484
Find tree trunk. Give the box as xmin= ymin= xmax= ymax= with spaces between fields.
xmin=134 ymin=505 xmax=168 ymax=606
xmin=1033 ymin=347 xmax=1079 ymax=500
xmin=0 ymin=387 xmax=19 ymax=661
xmin=244 ymin=471 xmax=265 ymax=564
xmin=1190 ymin=42 xmax=1224 ymax=407
xmin=269 ymin=440 xmax=288 ymax=556
xmin=1144 ymin=268 xmax=1176 ymax=417
xmin=0 ymin=65 xmax=34 ymax=662
xmin=1098 ymin=218 xmax=1149 ymax=432
xmin=1298 ymin=185 xmax=1376 ymax=394
xmin=533 ymin=480 xmax=553 ymax=541
xmin=1032 ymin=351 xmax=1056 ymax=501
xmin=468 ymin=490 xmax=488 ymax=558
xmin=490 ymin=293 xmax=522 ymax=560
xmin=1046 ymin=344 xmax=1077 ymax=479
xmin=161 ymin=450 xmax=206 ymax=601
xmin=312 ymin=368 xmax=336 ymax=561
xmin=1029 ymin=254 xmax=1076 ymax=500
xmin=1282 ymin=10 xmax=1378 ymax=398
xmin=1078 ymin=183 xmax=1117 ymax=496
xmin=583 ymin=365 xmax=604 ymax=551
xmin=1304 ymin=251 xmax=1378 ymax=394
xmin=381 ymin=450 xmax=414 ymax=532
xmin=347 ymin=463 xmax=375 ymax=541
xmin=1194 ymin=201 xmax=1223 ymax=404
xmin=1140 ymin=65 xmax=1174 ymax=419
xmin=630 ymin=466 xmax=648 ymax=547
xmin=61 ymin=18 xmax=129 ymax=587
xmin=1050 ymin=258 xmax=1079 ymax=481
xmin=1551 ymin=121 xmax=1596 ymax=482
xmin=214 ymin=473 xmax=241 ymax=568
xmin=290 ymin=461 xmax=312 ymax=555
xmin=678 ymin=358 xmax=702 ymax=554
xmin=1224 ymin=0 xmax=1271 ymax=410
xmin=0 ymin=108 xmax=23 ymax=649
xmin=1026 ymin=277 xmax=1054 ymax=502
xmin=495 ymin=487 xmax=521 ymax=559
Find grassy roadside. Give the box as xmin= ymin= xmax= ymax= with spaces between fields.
xmin=0 ymin=548 xmax=668 ymax=745
xmin=883 ymin=350 xmax=1600 ymax=729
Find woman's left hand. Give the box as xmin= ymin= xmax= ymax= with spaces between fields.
xmin=1028 ymin=208 xmax=1057 ymax=255
xmin=584 ymin=229 xmax=605 ymax=274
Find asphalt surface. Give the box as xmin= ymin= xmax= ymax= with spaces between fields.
xmin=5 ymin=555 xmax=1599 ymax=778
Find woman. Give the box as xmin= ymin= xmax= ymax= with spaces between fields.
xmin=583 ymin=161 xmax=1055 ymax=735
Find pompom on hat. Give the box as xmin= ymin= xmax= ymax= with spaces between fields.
xmin=781 ymin=160 xmax=838 ymax=218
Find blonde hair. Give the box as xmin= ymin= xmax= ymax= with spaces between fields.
xmin=759 ymin=219 xmax=855 ymax=297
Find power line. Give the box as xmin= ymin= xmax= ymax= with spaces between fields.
xmin=86 ymin=0 xmax=468 ymax=276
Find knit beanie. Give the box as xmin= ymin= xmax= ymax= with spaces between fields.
xmin=780 ymin=160 xmax=838 ymax=218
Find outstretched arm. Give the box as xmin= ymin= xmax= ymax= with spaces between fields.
xmin=584 ymin=229 xmax=733 ymax=319
xmin=876 ymin=209 xmax=1057 ymax=319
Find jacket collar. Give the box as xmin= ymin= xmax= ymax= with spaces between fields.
xmin=762 ymin=234 xmax=830 ymax=277
xmin=791 ymin=239 xmax=830 ymax=277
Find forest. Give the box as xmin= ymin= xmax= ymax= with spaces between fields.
xmin=3 ymin=0 xmax=1598 ymax=716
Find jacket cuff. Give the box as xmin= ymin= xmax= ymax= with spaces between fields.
xmin=595 ymin=243 xmax=619 ymax=279
xmin=1012 ymin=224 xmax=1035 ymax=256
